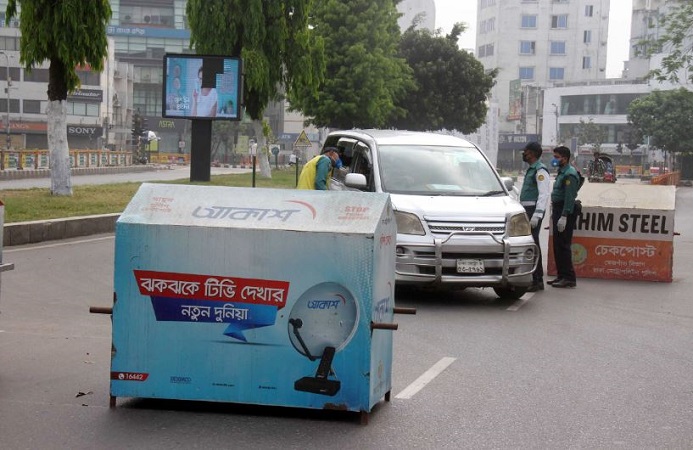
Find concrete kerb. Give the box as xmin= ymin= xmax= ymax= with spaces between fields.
xmin=0 ymin=165 xmax=157 ymax=181
xmin=3 ymin=213 xmax=120 ymax=246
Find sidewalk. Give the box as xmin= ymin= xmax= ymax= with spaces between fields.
xmin=1 ymin=165 xmax=252 ymax=246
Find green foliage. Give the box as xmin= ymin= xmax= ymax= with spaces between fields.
xmin=288 ymin=0 xmax=415 ymax=129
xmin=622 ymin=125 xmax=644 ymax=151
xmin=186 ymin=0 xmax=325 ymax=120
xmin=5 ymin=0 xmax=112 ymax=99
xmin=392 ymin=23 xmax=496 ymax=133
xmin=627 ymin=88 xmax=693 ymax=154
xmin=576 ymin=118 xmax=607 ymax=154
xmin=642 ymin=2 xmax=693 ymax=84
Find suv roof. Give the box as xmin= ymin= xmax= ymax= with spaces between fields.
xmin=330 ymin=129 xmax=477 ymax=147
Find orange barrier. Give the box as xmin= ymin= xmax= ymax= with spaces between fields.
xmin=148 ymin=152 xmax=190 ymax=164
xmin=614 ymin=165 xmax=642 ymax=176
xmin=650 ymin=171 xmax=680 ymax=185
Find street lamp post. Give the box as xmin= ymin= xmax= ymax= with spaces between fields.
xmin=0 ymin=51 xmax=10 ymax=171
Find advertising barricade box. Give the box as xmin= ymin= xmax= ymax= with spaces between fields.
xmin=548 ymin=183 xmax=675 ymax=282
xmin=111 ymin=184 xmax=396 ymax=415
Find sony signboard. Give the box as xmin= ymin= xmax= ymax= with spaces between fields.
xmin=67 ymin=125 xmax=103 ymax=136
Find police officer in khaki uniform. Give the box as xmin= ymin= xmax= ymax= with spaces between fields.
xmin=519 ymin=142 xmax=551 ymax=292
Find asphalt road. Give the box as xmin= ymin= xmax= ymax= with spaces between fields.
xmin=1 ymin=184 xmax=692 ymax=448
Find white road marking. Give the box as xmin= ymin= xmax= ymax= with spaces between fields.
xmin=507 ymin=295 xmax=532 ymax=311
xmin=395 ymin=356 xmax=456 ymax=399
xmin=5 ymin=235 xmax=114 ymax=253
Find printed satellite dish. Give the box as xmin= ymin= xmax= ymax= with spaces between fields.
xmin=287 ymin=282 xmax=359 ymax=396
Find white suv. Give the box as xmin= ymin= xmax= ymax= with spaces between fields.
xmin=325 ymin=129 xmax=537 ymax=299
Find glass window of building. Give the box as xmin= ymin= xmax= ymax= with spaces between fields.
xmin=521 ymin=15 xmax=537 ymax=28
xmin=584 ymin=30 xmax=592 ymax=44
xmin=549 ymin=67 xmax=565 ymax=80
xmin=585 ymin=5 xmax=594 ymax=17
xmin=551 ymin=15 xmax=568 ymax=29
xmin=23 ymin=100 xmax=42 ymax=114
xmin=133 ymin=86 xmax=162 ymax=116
xmin=0 ymin=67 xmax=20 ymax=82
xmin=120 ymin=4 xmax=175 ymax=27
xmin=77 ymin=70 xmax=101 ymax=86
xmin=550 ymin=41 xmax=566 ymax=55
xmin=0 ymin=36 xmax=19 ymax=51
xmin=520 ymin=41 xmax=536 ymax=55
xmin=0 ymin=99 xmax=20 ymax=113
xmin=478 ymin=43 xmax=494 ymax=58
xmin=68 ymin=102 xmax=87 ymax=116
xmin=23 ymin=69 xmax=49 ymax=83
xmin=582 ymin=56 xmax=592 ymax=69
xmin=519 ymin=67 xmax=535 ymax=80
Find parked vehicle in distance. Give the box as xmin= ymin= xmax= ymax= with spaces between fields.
xmin=587 ymin=154 xmax=617 ymax=183
xmin=324 ymin=129 xmax=537 ymax=299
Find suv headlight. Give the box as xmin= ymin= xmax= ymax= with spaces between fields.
xmin=395 ymin=211 xmax=425 ymax=236
xmin=508 ymin=212 xmax=531 ymax=237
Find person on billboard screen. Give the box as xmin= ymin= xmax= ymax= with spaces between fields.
xmin=192 ymin=66 xmax=218 ymax=117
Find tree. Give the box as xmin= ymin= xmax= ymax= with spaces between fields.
xmin=391 ymin=24 xmax=496 ymax=133
xmin=576 ymin=118 xmax=608 ymax=154
xmin=621 ymin=125 xmax=644 ymax=151
xmin=628 ymin=88 xmax=693 ymax=155
xmin=5 ymin=0 xmax=111 ymax=196
xmin=642 ymin=1 xmax=693 ymax=84
xmin=186 ymin=0 xmax=325 ymax=179
xmin=288 ymin=0 xmax=414 ymax=129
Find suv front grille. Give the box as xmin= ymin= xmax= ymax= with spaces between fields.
xmin=426 ymin=221 xmax=505 ymax=236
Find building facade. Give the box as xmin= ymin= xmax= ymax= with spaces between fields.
xmin=477 ymin=0 xmax=610 ymax=136
xmin=0 ymin=0 xmax=292 ymax=163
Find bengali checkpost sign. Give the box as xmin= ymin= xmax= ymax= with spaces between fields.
xmin=134 ymin=270 xmax=289 ymax=341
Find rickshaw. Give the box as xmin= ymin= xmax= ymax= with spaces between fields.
xmin=587 ymin=154 xmax=616 ymax=183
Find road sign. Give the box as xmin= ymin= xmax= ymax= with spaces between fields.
xmin=270 ymin=145 xmax=280 ymax=156
xmin=294 ymin=130 xmax=312 ymax=147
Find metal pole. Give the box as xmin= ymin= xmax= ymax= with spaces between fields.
xmin=0 ymin=52 xmax=8 ymax=171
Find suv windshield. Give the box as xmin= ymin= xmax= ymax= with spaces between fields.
xmin=378 ymin=144 xmax=505 ymax=196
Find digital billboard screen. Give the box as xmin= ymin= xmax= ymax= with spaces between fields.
xmin=162 ymin=54 xmax=242 ymax=120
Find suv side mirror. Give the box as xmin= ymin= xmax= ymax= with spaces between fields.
xmin=501 ymin=177 xmax=515 ymax=191
xmin=345 ymin=173 xmax=367 ymax=189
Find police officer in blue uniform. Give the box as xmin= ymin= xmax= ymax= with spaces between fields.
xmin=549 ymin=146 xmax=580 ymax=288
xmin=520 ymin=142 xmax=550 ymax=292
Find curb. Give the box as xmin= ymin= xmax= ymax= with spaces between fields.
xmin=3 ymin=214 xmax=120 ymax=246
xmin=0 ymin=165 xmax=158 ymax=181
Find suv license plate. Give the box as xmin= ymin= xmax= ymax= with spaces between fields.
xmin=457 ymin=259 xmax=484 ymax=273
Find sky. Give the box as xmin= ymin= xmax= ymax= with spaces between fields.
xmin=433 ymin=0 xmax=633 ymax=79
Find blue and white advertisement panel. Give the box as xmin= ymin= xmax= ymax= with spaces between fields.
xmin=111 ymin=184 xmax=396 ymax=413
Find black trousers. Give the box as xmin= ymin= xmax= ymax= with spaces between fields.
xmin=551 ymin=202 xmax=576 ymax=283
xmin=524 ymin=205 xmax=543 ymax=283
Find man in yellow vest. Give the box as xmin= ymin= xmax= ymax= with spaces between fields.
xmin=297 ymin=147 xmax=341 ymax=190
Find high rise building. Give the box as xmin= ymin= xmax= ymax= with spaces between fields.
xmin=476 ymin=0 xmax=610 ymax=135
xmin=626 ymin=0 xmax=690 ymax=82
